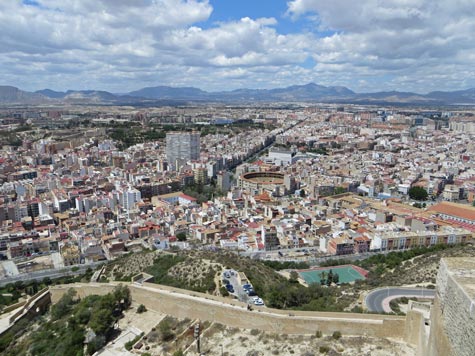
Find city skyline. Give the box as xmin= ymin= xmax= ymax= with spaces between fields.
xmin=1 ymin=0 xmax=474 ymax=93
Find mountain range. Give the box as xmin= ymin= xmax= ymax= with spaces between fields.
xmin=1 ymin=83 xmax=475 ymax=106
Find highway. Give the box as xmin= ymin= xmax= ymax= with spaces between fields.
xmin=0 ymin=261 xmax=105 ymax=287
xmin=365 ymin=287 xmax=436 ymax=313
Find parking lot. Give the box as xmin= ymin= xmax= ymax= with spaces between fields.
xmin=221 ymin=269 xmax=265 ymax=307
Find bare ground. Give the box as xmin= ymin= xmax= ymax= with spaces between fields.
xmin=123 ymin=317 xmax=415 ymax=356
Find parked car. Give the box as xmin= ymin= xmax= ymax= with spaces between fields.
xmin=225 ymin=284 xmax=234 ymax=293
xmin=251 ymin=297 xmax=264 ymax=306
xmin=242 ymin=284 xmax=252 ymax=290
xmin=247 ymin=289 xmax=257 ymax=296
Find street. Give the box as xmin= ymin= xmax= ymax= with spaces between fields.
xmin=365 ymin=287 xmax=436 ymax=313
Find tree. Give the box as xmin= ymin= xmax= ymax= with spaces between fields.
xmin=176 ymin=232 xmax=187 ymax=241
xmin=408 ymin=186 xmax=428 ymax=201
xmin=113 ymin=284 xmax=131 ymax=309
xmin=334 ymin=186 xmax=346 ymax=195
xmin=327 ymin=270 xmax=334 ymax=286
xmin=289 ymin=271 xmax=299 ymax=283
xmin=159 ymin=319 xmax=174 ymax=341
xmin=89 ymin=308 xmax=114 ymax=335
xmin=319 ymin=271 xmax=326 ymax=285
xmin=51 ymin=288 xmax=77 ymax=320
xmin=332 ymin=272 xmax=340 ymax=284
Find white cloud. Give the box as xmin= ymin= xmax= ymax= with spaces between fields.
xmin=0 ymin=0 xmax=315 ymax=91
xmin=0 ymin=0 xmax=473 ymax=93
xmin=286 ymin=0 xmax=475 ymax=92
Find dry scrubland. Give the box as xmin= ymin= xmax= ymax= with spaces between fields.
xmin=130 ymin=316 xmax=414 ymax=356
xmin=378 ymin=244 xmax=475 ymax=286
xmin=100 ymin=244 xmax=475 ymax=313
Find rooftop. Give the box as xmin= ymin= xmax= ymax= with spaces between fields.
xmin=429 ymin=202 xmax=475 ymax=221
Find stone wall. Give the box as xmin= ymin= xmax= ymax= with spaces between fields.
xmin=50 ymin=282 xmax=408 ymax=340
xmin=427 ymin=257 xmax=475 ymax=356
xmin=0 ymin=288 xmax=51 ymax=337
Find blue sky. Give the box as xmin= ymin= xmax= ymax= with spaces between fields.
xmin=205 ymin=0 xmax=312 ymax=35
xmin=2 ymin=0 xmax=475 ymax=93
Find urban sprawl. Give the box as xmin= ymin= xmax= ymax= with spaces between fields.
xmin=1 ymin=104 xmax=474 ymax=281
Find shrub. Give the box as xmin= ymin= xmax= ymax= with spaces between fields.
xmin=137 ymin=304 xmax=147 ymax=313
xmin=332 ymin=331 xmax=342 ymax=340
xmin=220 ymin=286 xmax=229 ymax=297
xmin=319 ymin=346 xmax=330 ymax=354
xmin=159 ymin=319 xmax=175 ymax=342
xmin=315 ymin=330 xmax=322 ymax=338
xmin=124 ymin=332 xmax=144 ymax=351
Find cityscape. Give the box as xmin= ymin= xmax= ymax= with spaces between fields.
xmin=0 ymin=1 xmax=474 ymax=356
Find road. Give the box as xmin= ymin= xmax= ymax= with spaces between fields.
xmin=0 ymin=261 xmax=105 ymax=287
xmin=365 ymin=287 xmax=436 ymax=313
xmin=240 ymin=247 xmax=394 ymax=266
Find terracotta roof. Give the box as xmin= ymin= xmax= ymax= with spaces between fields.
xmin=429 ymin=202 xmax=475 ymax=222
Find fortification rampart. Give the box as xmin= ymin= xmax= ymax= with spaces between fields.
xmin=50 ymin=282 xmax=408 ymax=340
xmin=0 ymin=288 xmax=51 ymax=337
xmin=427 ymin=258 xmax=475 ymax=356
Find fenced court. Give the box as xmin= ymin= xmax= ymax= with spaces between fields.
xmin=297 ymin=264 xmax=368 ymax=285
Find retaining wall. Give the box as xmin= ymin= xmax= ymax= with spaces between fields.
xmin=50 ymin=282 xmax=408 ymax=340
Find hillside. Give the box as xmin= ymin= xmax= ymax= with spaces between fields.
xmin=99 ymin=243 xmax=475 ymax=315
xmin=374 ymin=243 xmax=475 ymax=286
xmin=3 ymin=83 xmax=475 ymax=105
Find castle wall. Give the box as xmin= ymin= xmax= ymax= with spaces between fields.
xmin=50 ymin=282 xmax=407 ymax=339
xmin=427 ymin=258 xmax=475 ymax=356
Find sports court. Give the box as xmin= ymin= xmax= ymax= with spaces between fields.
xmin=297 ymin=264 xmax=368 ymax=285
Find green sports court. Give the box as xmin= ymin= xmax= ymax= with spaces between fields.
xmin=298 ymin=264 xmax=368 ymax=285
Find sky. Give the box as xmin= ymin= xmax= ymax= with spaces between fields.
xmin=1 ymin=0 xmax=475 ymax=93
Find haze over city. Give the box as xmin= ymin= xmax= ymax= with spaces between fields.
xmin=1 ymin=0 xmax=475 ymax=93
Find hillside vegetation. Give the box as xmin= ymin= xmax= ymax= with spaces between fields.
xmin=99 ymin=243 xmax=475 ymax=314
xmin=0 ymin=285 xmax=131 ymax=356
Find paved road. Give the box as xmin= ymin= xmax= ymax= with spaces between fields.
xmin=0 ymin=261 xmax=105 ymax=287
xmin=241 ymin=248 xmax=394 ymax=266
xmin=365 ymin=287 xmax=436 ymax=313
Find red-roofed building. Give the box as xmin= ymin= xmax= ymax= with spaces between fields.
xmin=354 ymin=236 xmax=370 ymax=254
xmin=428 ymin=202 xmax=475 ymax=225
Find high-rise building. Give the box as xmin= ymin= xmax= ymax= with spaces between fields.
xmin=121 ymin=188 xmax=141 ymax=212
xmin=166 ymin=132 xmax=200 ymax=170
xmin=193 ymin=167 xmax=208 ymax=185
xmin=217 ymin=171 xmax=231 ymax=192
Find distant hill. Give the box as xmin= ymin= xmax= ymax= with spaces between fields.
xmin=212 ymin=83 xmax=355 ymax=101
xmin=2 ymin=83 xmax=475 ymax=105
xmin=0 ymin=86 xmax=49 ymax=104
xmin=35 ymin=89 xmax=67 ymax=99
xmin=425 ymin=88 xmax=475 ymax=104
xmin=128 ymin=86 xmax=208 ymax=100
xmin=38 ymin=89 xmax=119 ymax=103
